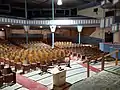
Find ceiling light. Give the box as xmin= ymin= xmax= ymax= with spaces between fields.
xmin=1 ymin=28 xmax=4 ymax=31
xmin=58 ymin=26 xmax=61 ymax=28
xmin=40 ymin=26 xmax=43 ymax=28
xmin=57 ymin=0 xmax=62 ymax=5
xmin=6 ymin=25 xmax=10 ymax=27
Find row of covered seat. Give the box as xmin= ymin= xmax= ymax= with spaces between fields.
xmin=55 ymin=41 xmax=104 ymax=62
xmin=0 ymin=40 xmax=70 ymax=73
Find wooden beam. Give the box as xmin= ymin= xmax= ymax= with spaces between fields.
xmin=97 ymin=50 xmax=119 ymax=61
xmin=101 ymin=56 xmax=105 ymax=71
xmin=115 ymin=51 xmax=119 ymax=65
xmin=87 ymin=57 xmax=90 ymax=77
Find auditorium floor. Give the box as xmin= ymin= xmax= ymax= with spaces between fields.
xmin=1 ymin=60 xmax=97 ymax=90
xmin=2 ymin=60 xmax=119 ymax=90
xmin=22 ymin=60 xmax=96 ymax=90
xmin=70 ymin=66 xmax=120 ymax=90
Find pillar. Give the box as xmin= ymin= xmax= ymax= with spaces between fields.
xmin=50 ymin=25 xmax=56 ymax=48
xmin=77 ymin=26 xmax=83 ymax=44
xmin=115 ymin=51 xmax=118 ymax=65
xmin=78 ymin=32 xmax=81 ymax=44
xmin=24 ymin=25 xmax=30 ymax=48
xmin=101 ymin=56 xmax=105 ymax=71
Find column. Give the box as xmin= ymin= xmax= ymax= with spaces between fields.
xmin=50 ymin=25 xmax=56 ymax=48
xmin=24 ymin=25 xmax=30 ymax=48
xmin=77 ymin=26 xmax=83 ymax=44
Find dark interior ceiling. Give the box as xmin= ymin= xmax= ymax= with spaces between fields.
xmin=2 ymin=0 xmax=95 ymax=9
xmin=0 ymin=0 xmax=101 ymax=19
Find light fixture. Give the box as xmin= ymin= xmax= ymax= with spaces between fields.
xmin=40 ymin=26 xmax=43 ymax=28
xmin=57 ymin=0 xmax=62 ymax=5
xmin=77 ymin=26 xmax=83 ymax=32
xmin=6 ymin=25 xmax=10 ymax=27
xmin=50 ymin=25 xmax=56 ymax=32
xmin=1 ymin=28 xmax=4 ymax=31
xmin=58 ymin=26 xmax=61 ymax=28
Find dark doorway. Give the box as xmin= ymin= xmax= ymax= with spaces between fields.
xmin=105 ymin=32 xmax=113 ymax=43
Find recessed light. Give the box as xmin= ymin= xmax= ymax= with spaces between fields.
xmin=40 ymin=26 xmax=43 ymax=28
xmin=58 ymin=26 xmax=61 ymax=28
xmin=6 ymin=25 xmax=10 ymax=27
xmin=2 ymin=28 xmax=4 ymax=31
xmin=57 ymin=0 xmax=62 ymax=5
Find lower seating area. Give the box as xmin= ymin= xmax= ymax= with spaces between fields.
xmin=0 ymin=40 xmax=117 ymax=90
xmin=0 ymin=63 xmax=16 ymax=88
xmin=55 ymin=41 xmax=104 ymax=62
xmin=0 ymin=40 xmax=71 ymax=74
xmin=0 ymin=41 xmax=107 ymax=74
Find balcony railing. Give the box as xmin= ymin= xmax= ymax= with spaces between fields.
xmin=100 ymin=16 xmax=114 ymax=28
xmin=0 ymin=17 xmax=100 ymax=26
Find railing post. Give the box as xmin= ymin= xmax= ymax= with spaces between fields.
xmin=87 ymin=57 xmax=90 ymax=78
xmin=101 ymin=56 xmax=105 ymax=71
xmin=115 ymin=51 xmax=118 ymax=65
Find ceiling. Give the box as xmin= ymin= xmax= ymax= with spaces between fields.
xmin=2 ymin=0 xmax=96 ymax=9
xmin=0 ymin=0 xmax=102 ymax=19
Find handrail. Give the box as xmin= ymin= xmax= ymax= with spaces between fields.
xmin=97 ymin=50 xmax=119 ymax=61
xmin=85 ymin=49 xmax=119 ymax=77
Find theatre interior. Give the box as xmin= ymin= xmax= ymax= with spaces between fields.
xmin=0 ymin=0 xmax=120 ymax=90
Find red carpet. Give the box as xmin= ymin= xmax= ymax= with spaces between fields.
xmin=80 ymin=63 xmax=101 ymax=73
xmin=16 ymin=74 xmax=49 ymax=90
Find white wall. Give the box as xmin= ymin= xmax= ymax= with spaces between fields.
xmin=77 ymin=6 xmax=104 ymax=19
xmin=90 ymin=27 xmax=105 ymax=39
xmin=113 ymin=32 xmax=120 ymax=43
xmin=0 ymin=31 xmax=5 ymax=37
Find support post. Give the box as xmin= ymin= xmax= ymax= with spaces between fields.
xmin=78 ymin=32 xmax=80 ymax=44
xmin=77 ymin=26 xmax=83 ymax=44
xmin=102 ymin=8 xmax=106 ymax=43
xmin=87 ymin=57 xmax=90 ymax=77
xmin=101 ymin=56 xmax=105 ymax=71
xmin=50 ymin=25 xmax=56 ymax=48
xmin=24 ymin=25 xmax=29 ymax=48
xmin=52 ymin=0 xmax=54 ymax=20
xmin=25 ymin=0 xmax=28 ymax=47
xmin=115 ymin=51 xmax=118 ymax=65
xmin=25 ymin=31 xmax=28 ymax=47
xmin=52 ymin=32 xmax=55 ymax=48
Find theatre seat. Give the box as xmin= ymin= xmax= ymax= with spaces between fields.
xmin=0 ymin=64 xmax=4 ymax=70
xmin=30 ymin=63 xmax=37 ymax=70
xmin=15 ymin=62 xmax=22 ymax=70
xmin=41 ymin=65 xmax=48 ymax=72
xmin=22 ymin=64 xmax=30 ymax=74
xmin=0 ymin=76 xmax=4 ymax=87
xmin=4 ymin=73 xmax=14 ymax=84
